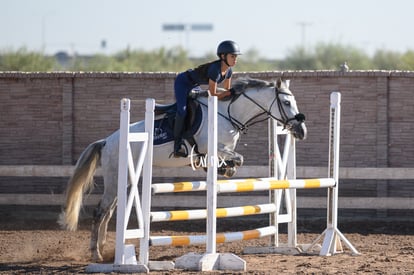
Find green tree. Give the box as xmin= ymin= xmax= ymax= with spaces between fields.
xmin=280 ymin=46 xmax=317 ymax=70
xmin=236 ymin=48 xmax=277 ymax=71
xmin=2 ymin=43 xmax=414 ymax=72
xmin=372 ymin=50 xmax=403 ymax=70
xmin=313 ymin=42 xmax=371 ymax=70
xmin=0 ymin=48 xmax=55 ymax=71
xmin=280 ymin=43 xmax=373 ymax=70
xmin=400 ymin=50 xmax=414 ymax=70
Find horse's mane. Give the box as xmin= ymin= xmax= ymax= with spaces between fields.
xmin=232 ymin=78 xmax=274 ymax=93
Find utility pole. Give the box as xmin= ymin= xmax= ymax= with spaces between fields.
xmin=297 ymin=21 xmax=312 ymax=51
xmin=41 ymin=11 xmax=54 ymax=53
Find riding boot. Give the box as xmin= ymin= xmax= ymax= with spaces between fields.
xmin=173 ymin=114 xmax=188 ymax=158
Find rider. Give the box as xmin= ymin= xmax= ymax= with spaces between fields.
xmin=172 ymin=40 xmax=241 ymax=158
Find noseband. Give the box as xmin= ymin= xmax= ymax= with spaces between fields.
xmin=227 ymin=85 xmax=306 ymax=133
xmin=273 ymin=87 xmax=306 ymax=127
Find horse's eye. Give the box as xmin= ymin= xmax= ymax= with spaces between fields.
xmin=284 ymin=100 xmax=291 ymax=106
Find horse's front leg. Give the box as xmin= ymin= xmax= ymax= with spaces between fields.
xmin=218 ymin=147 xmax=244 ymax=167
xmin=217 ymin=147 xmax=244 ymax=178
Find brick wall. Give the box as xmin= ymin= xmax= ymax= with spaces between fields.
xmin=2 ymin=70 xmax=414 ymax=219
xmin=1 ymin=71 xmax=414 ymax=170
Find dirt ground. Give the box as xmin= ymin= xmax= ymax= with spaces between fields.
xmin=0 ymin=208 xmax=413 ymax=274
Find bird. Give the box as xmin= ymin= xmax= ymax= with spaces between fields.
xmin=340 ymin=61 xmax=349 ymax=72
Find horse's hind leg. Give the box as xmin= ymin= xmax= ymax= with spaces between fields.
xmin=90 ymin=189 xmax=117 ymax=262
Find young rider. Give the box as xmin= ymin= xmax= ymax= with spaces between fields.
xmin=172 ymin=40 xmax=241 ymax=158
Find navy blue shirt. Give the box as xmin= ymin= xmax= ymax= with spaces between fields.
xmin=186 ymin=60 xmax=232 ymax=85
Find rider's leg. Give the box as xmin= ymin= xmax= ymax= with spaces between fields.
xmin=173 ymin=114 xmax=187 ymax=157
xmin=173 ymin=74 xmax=190 ymax=158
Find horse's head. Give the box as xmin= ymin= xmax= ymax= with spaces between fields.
xmin=229 ymin=77 xmax=307 ymax=140
xmin=271 ymin=78 xmax=307 ymax=140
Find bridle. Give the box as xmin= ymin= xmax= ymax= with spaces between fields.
xmin=226 ymin=85 xmax=306 ymax=133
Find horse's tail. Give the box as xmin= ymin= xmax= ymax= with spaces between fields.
xmin=58 ymin=139 xmax=106 ymax=231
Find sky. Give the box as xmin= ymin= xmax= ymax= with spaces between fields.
xmin=2 ymin=0 xmax=414 ymax=59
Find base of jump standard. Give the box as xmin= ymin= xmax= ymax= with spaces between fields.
xmin=85 ymin=244 xmax=149 ymax=273
xmin=174 ymin=252 xmax=246 ymax=271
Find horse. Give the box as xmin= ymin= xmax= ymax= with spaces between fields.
xmin=58 ymin=77 xmax=307 ymax=262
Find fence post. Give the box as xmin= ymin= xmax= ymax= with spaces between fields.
xmin=140 ymin=99 xmax=155 ymax=266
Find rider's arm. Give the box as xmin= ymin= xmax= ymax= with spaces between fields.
xmin=208 ymin=79 xmax=232 ymax=99
xmin=223 ymin=78 xmax=232 ymax=90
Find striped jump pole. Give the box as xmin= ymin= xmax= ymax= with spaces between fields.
xmin=151 ymin=203 xmax=278 ymax=222
xmin=150 ymin=226 xmax=277 ymax=246
xmin=151 ymin=177 xmax=335 ymax=194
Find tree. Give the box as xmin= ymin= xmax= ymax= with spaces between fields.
xmin=372 ymin=50 xmax=403 ymax=70
xmin=280 ymin=43 xmax=373 ymax=70
xmin=400 ymin=50 xmax=414 ymax=70
xmin=2 ymin=43 xmax=414 ymax=72
xmin=281 ymin=46 xmax=317 ymax=70
xmin=0 ymin=48 xmax=55 ymax=71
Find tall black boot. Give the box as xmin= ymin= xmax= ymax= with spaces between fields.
xmin=173 ymin=114 xmax=187 ymax=158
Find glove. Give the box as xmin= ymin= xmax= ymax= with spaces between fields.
xmin=229 ymin=88 xmax=236 ymax=96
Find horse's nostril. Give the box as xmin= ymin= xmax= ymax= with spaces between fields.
xmin=295 ymin=113 xmax=306 ymax=122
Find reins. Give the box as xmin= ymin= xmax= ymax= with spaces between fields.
xmin=196 ymin=83 xmax=305 ymax=134
xmin=226 ymin=85 xmax=305 ymax=133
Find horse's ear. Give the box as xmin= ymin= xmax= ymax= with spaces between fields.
xmin=285 ymin=79 xmax=290 ymax=89
xmin=276 ymin=78 xmax=290 ymax=89
xmin=276 ymin=78 xmax=282 ymax=88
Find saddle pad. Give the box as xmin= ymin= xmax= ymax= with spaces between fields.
xmin=153 ymin=104 xmax=202 ymax=145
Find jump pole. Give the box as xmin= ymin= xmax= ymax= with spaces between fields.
xmin=175 ymin=95 xmax=246 ymax=271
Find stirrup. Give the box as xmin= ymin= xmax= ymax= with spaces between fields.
xmin=173 ymin=150 xmax=188 ymax=158
xmin=170 ymin=142 xmax=188 ymax=158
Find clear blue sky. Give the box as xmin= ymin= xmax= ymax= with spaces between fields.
xmin=2 ymin=0 xmax=413 ymax=59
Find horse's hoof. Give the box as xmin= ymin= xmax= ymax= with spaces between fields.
xmin=234 ymin=158 xmax=243 ymax=167
xmin=224 ymin=159 xmax=243 ymax=168
xmin=217 ymin=167 xmax=226 ymax=176
xmin=216 ymin=166 xmax=237 ymax=177
xmin=233 ymin=156 xmax=244 ymax=167
xmin=223 ymin=167 xmax=237 ymax=178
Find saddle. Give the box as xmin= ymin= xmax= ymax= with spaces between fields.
xmin=153 ymin=92 xmax=205 ymax=152
xmin=154 ymin=89 xmax=209 ymax=116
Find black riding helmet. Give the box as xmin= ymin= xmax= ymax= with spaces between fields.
xmin=216 ymin=40 xmax=242 ymax=57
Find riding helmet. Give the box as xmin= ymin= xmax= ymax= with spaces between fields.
xmin=216 ymin=40 xmax=242 ymax=57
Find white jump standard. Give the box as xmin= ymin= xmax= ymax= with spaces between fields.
xmin=86 ymin=98 xmax=155 ymax=273
xmin=245 ymin=92 xmax=360 ymax=256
